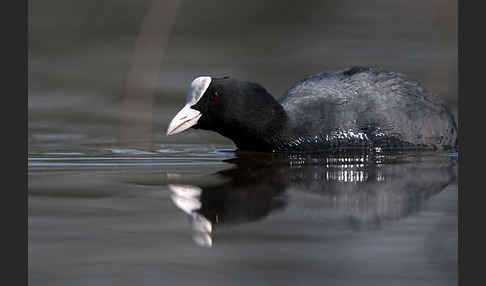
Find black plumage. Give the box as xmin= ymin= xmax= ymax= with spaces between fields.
xmin=184 ymin=66 xmax=458 ymax=152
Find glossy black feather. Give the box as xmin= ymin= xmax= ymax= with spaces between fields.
xmin=192 ymin=66 xmax=457 ymax=152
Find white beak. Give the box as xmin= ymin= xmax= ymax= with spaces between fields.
xmin=166 ymin=76 xmax=212 ymax=136
xmin=166 ymin=105 xmax=202 ymax=136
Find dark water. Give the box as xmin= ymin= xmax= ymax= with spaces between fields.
xmin=28 ymin=147 xmax=457 ymax=286
xmin=29 ymin=0 xmax=457 ymax=285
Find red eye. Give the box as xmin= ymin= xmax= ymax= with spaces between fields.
xmin=211 ymin=91 xmax=219 ymax=101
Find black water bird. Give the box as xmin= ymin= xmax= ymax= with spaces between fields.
xmin=166 ymin=66 xmax=457 ymax=152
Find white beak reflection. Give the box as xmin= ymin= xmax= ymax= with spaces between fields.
xmin=168 ymin=184 xmax=213 ymax=247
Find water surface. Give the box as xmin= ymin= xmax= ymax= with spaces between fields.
xmin=28 ymin=146 xmax=457 ymax=286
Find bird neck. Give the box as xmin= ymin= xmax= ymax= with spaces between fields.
xmin=218 ymin=99 xmax=288 ymax=152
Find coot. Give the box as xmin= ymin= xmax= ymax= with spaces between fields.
xmin=166 ymin=66 xmax=457 ymax=152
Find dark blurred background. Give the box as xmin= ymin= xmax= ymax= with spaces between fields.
xmin=28 ymin=0 xmax=457 ymax=154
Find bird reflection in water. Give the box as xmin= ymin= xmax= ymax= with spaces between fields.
xmin=168 ymin=151 xmax=457 ymax=247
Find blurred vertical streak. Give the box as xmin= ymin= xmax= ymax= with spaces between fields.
xmin=122 ymin=0 xmax=182 ymax=149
